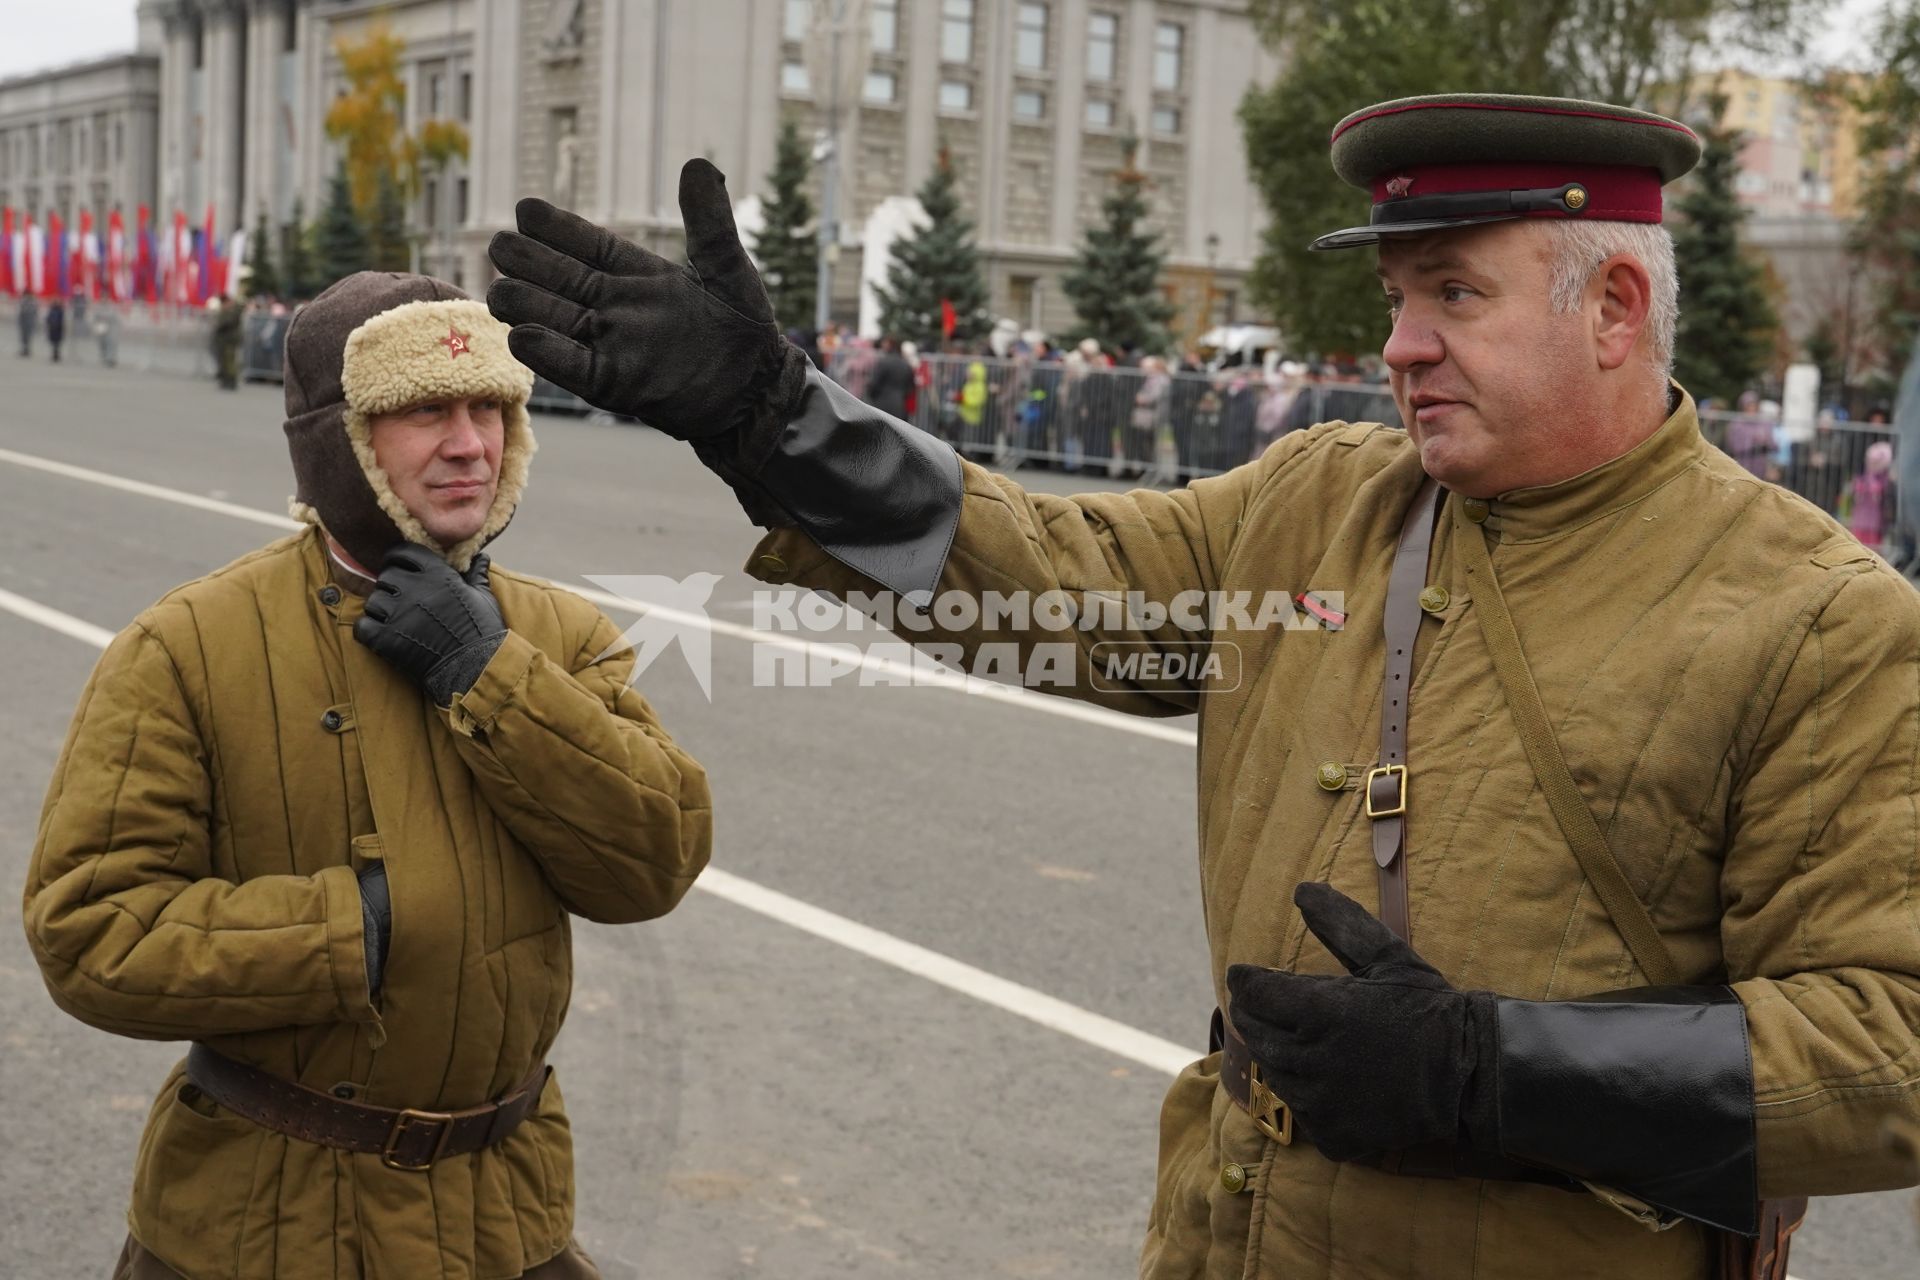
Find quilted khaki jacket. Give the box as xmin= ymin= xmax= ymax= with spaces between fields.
xmin=24 ymin=527 xmax=711 ymax=1280
xmin=747 ymin=392 xmax=1920 ymax=1279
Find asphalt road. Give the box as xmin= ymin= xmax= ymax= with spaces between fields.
xmin=1 ymin=357 xmax=1913 ymax=1279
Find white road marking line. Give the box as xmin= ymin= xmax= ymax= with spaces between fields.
xmin=697 ymin=868 xmax=1194 ymax=1075
xmin=0 ymin=445 xmax=1199 ymax=747
xmin=0 ymin=586 xmax=119 ymax=648
xmin=0 ymin=447 xmax=303 ymax=532
xmin=0 ymin=585 xmax=1198 ymax=1078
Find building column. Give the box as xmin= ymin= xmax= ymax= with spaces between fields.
xmin=203 ymin=0 xmax=247 ymax=239
xmin=159 ymin=3 xmax=194 ymax=219
xmin=1049 ymin=0 xmax=1088 ymax=250
xmin=901 ymin=0 xmax=939 ymax=189
xmin=242 ymin=0 xmax=285 ymax=227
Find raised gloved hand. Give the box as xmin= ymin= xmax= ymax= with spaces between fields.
xmin=1227 ymin=883 xmax=1497 ymax=1163
xmin=485 ymin=161 xmax=812 ymax=467
xmin=357 ymin=862 xmax=391 ymax=998
xmin=352 ymin=546 xmax=507 ymax=706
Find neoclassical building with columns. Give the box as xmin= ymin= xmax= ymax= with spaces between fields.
xmin=23 ymin=0 xmax=1278 ymax=337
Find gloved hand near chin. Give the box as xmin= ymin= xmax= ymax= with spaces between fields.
xmin=484 ymin=160 xmax=810 ymax=526
xmin=352 ymin=545 xmax=508 ymax=707
xmin=1226 ymin=882 xmax=1500 ymax=1164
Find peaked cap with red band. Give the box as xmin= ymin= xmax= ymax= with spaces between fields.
xmin=1310 ymin=92 xmax=1702 ymax=251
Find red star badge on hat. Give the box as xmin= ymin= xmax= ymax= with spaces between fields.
xmin=438 ymin=326 xmax=472 ymax=359
xmin=1385 ymin=175 xmax=1414 ymax=198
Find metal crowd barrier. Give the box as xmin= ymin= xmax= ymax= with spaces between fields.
xmin=829 ymin=348 xmax=1399 ymax=481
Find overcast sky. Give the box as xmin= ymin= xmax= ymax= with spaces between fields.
xmin=0 ymin=0 xmax=1895 ymax=83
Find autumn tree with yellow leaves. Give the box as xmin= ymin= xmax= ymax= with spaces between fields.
xmin=322 ymin=23 xmax=470 ymax=272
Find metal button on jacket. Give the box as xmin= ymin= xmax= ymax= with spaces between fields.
xmin=318 ymin=585 xmax=341 ymax=606
xmin=1315 ymin=761 xmax=1346 ymax=791
xmin=1220 ymin=1162 xmax=1248 ymax=1194
xmin=321 ymin=709 xmax=344 ymax=732
xmin=1462 ymin=497 xmax=1491 ymax=524
xmin=1419 ymin=585 xmax=1450 ymax=614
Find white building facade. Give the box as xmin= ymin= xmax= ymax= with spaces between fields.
xmin=33 ymin=0 xmax=1278 ymax=337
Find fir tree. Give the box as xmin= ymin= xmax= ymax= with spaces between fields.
xmin=315 ymin=161 xmax=372 ymax=290
xmin=281 ymin=197 xmax=319 ymax=300
xmin=754 ymin=118 xmax=817 ymax=331
xmin=244 ymin=206 xmax=279 ymax=300
xmin=1671 ymin=95 xmax=1778 ymax=403
xmin=1061 ymin=136 xmax=1177 ymax=356
xmin=872 ymin=147 xmax=990 ymax=348
xmin=368 ymin=167 xmax=411 ymax=272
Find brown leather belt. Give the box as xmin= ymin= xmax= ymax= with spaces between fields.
xmin=185 ymin=1043 xmax=550 ymax=1171
xmin=1216 ymin=1010 xmax=1293 ymax=1146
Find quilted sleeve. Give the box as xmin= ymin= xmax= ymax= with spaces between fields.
xmin=23 ymin=623 xmax=378 ymax=1041
xmin=444 ymin=604 xmax=713 ymax=924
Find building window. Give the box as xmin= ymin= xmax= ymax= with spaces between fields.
xmin=784 ymin=0 xmax=811 ymax=42
xmin=1088 ymin=12 xmax=1118 ymax=81
xmin=1085 ymin=98 xmax=1115 ymax=128
xmin=1154 ymin=22 xmax=1183 ymax=91
xmin=864 ymin=69 xmax=897 ymax=104
xmin=459 ymin=72 xmax=473 ymax=121
xmin=1009 ymin=274 xmax=1037 ymax=328
xmin=871 ymin=0 xmax=898 ymax=53
xmin=942 ymin=0 xmax=974 ymax=63
xmin=456 ymin=176 xmax=469 ymax=224
xmin=1016 ymin=3 xmax=1048 ymax=70
xmin=782 ymin=60 xmax=810 ymax=95
xmin=1014 ymin=89 xmax=1045 ymax=120
xmin=423 ymin=176 xmax=439 ymax=229
xmin=1151 ymin=105 xmax=1181 ymax=134
xmin=282 ymin=0 xmax=298 ymax=52
xmin=427 ymin=70 xmax=445 ymax=118
xmin=939 ymin=79 xmax=974 ymax=112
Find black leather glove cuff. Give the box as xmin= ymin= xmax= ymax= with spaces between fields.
xmin=739 ymin=364 xmax=964 ymax=604
xmin=1491 ymin=985 xmax=1758 ymax=1235
xmin=424 ymin=632 xmax=506 ymax=707
xmin=357 ymin=863 xmax=392 ymax=998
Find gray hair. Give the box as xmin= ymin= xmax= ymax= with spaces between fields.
xmin=1542 ymin=220 xmax=1678 ymax=385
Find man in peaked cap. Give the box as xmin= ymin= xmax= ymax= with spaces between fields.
xmin=485 ymin=95 xmax=1920 ymax=1279
xmin=24 ymin=272 xmax=711 ymax=1280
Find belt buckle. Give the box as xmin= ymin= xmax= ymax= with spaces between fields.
xmin=383 ymin=1108 xmax=455 ymax=1171
xmin=1246 ymin=1063 xmax=1294 ymax=1146
xmin=1364 ymin=764 xmax=1407 ymax=819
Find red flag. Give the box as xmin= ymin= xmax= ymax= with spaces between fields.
xmin=137 ymin=205 xmax=155 ymax=304
xmin=44 ymin=211 xmax=63 ymax=298
xmin=76 ymin=208 xmax=94 ymax=300
xmin=940 ymin=298 xmax=956 ymax=341
xmin=0 ymin=207 xmax=13 ymax=298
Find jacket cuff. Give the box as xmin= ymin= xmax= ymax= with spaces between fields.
xmin=1494 ymin=985 xmax=1757 ymax=1235
xmin=749 ymin=365 xmax=962 ymax=605
xmin=447 ymin=631 xmax=540 ymax=738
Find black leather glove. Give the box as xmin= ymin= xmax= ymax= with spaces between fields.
xmin=357 ymin=862 xmax=391 ymax=998
xmin=1227 ymin=882 xmax=1498 ymax=1163
xmin=1228 ymin=883 xmax=1758 ymax=1235
xmin=484 ymin=161 xmax=812 ymax=476
xmin=352 ymin=545 xmax=507 ymax=706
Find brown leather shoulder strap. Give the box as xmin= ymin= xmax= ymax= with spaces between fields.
xmin=1372 ymin=477 xmax=1443 ymax=942
xmin=1453 ymin=502 xmax=1681 ymax=987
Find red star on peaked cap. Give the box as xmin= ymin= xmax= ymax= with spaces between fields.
xmin=438 ymin=325 xmax=472 ymax=358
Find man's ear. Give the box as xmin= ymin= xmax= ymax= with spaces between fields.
xmin=1591 ymin=253 xmax=1653 ymax=373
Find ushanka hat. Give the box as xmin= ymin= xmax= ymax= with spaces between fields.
xmin=282 ymin=272 xmax=537 ymax=572
xmin=1311 ymin=93 xmax=1703 ymax=251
